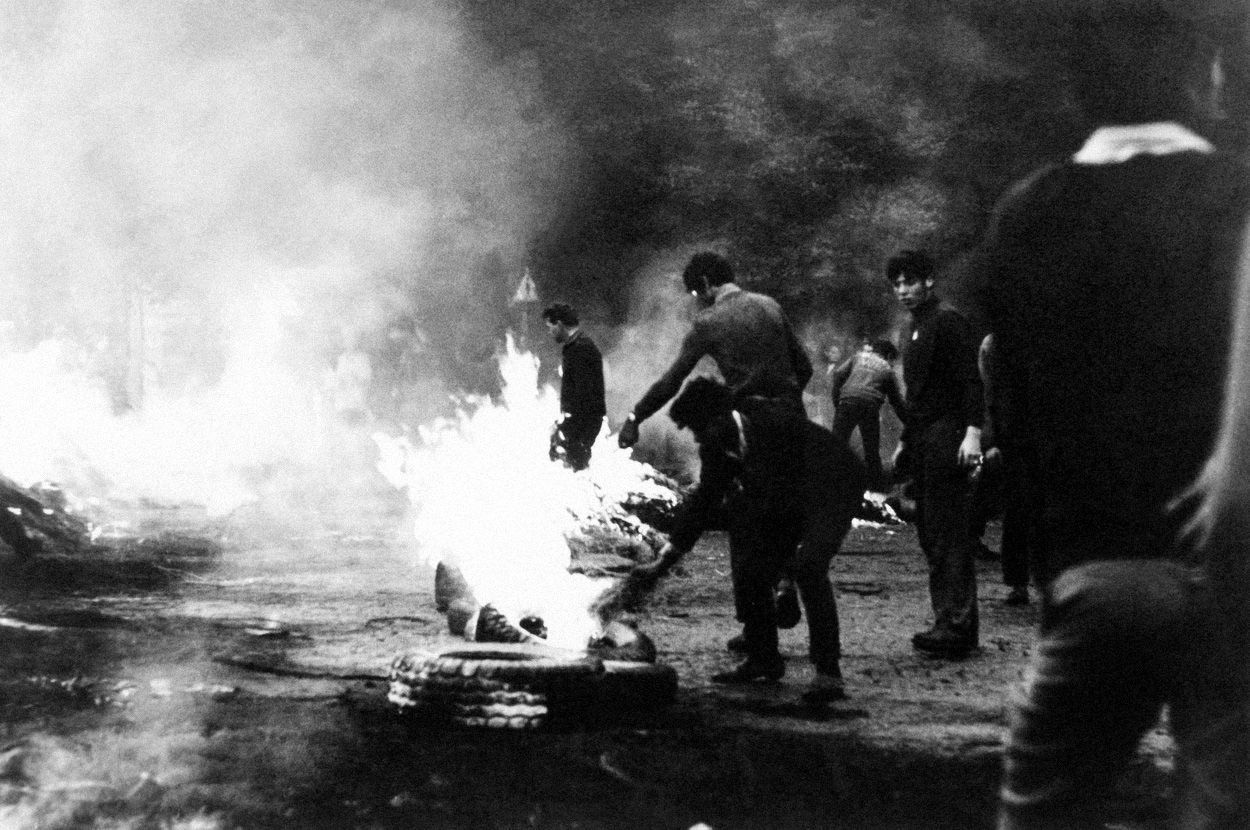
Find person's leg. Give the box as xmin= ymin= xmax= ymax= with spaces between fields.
xmin=719 ymin=498 xmax=784 ymax=681
xmin=1000 ymin=447 xmax=1031 ymax=600
xmin=916 ymin=418 xmax=978 ymax=649
xmin=858 ymin=404 xmax=883 ymax=492
xmin=793 ymin=502 xmax=852 ymax=679
xmin=999 ymin=561 xmax=1189 ymax=829
xmin=562 ymin=415 xmax=603 ymax=471
xmin=1168 ymin=573 xmax=1249 ymax=830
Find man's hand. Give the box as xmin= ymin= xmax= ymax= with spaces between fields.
xmin=957 ymin=427 xmax=983 ymax=469
xmin=618 ymin=415 xmax=640 ymax=448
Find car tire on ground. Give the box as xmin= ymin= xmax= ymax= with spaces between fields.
xmin=388 ymin=644 xmax=676 ymax=727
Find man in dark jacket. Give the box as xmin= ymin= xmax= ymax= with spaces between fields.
xmin=979 ymin=4 xmax=1250 ymax=826
xmin=543 ymin=303 xmax=606 ymax=471
xmin=633 ymin=377 xmax=866 ymax=704
xmin=616 ymin=252 xmax=812 ymax=449
xmin=889 ymin=250 xmax=984 ymax=657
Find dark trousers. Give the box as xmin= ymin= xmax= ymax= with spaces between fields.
xmin=550 ymin=414 xmax=603 ymax=471
xmin=728 ymin=490 xmax=853 ymax=674
xmin=971 ymin=444 xmax=1041 ymax=589
xmin=1000 ymin=560 xmax=1247 ymax=829
xmin=832 ymin=397 xmax=883 ymax=490
xmin=911 ymin=417 xmax=979 ymax=642
xmin=1000 ymin=442 xmax=1043 ymax=590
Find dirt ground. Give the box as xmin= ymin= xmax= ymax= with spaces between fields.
xmin=0 ymin=484 xmax=1169 ymax=830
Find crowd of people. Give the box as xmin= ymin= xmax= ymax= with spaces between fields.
xmin=539 ymin=2 xmax=1248 ymax=826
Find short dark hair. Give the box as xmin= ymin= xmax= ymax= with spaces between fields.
xmin=885 ymin=250 xmax=935 ymax=284
xmin=668 ymin=377 xmax=733 ymax=434
xmin=1065 ymin=1 xmax=1209 ymax=126
xmin=541 ymin=303 xmax=579 ymax=326
xmin=682 ymin=252 xmax=735 ymax=293
xmin=869 ymin=339 xmax=899 ymax=362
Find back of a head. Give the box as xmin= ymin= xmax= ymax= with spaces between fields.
xmin=682 ymin=252 xmax=735 ymax=294
xmin=542 ymin=302 xmax=579 ymax=327
xmin=885 ymin=250 xmax=935 ymax=283
xmin=669 ymin=376 xmax=734 ymax=434
xmin=1064 ymin=0 xmax=1213 ymax=127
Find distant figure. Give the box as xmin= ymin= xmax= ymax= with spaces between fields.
xmin=631 ymin=377 xmax=865 ymax=704
xmin=978 ymin=3 xmax=1250 ymax=826
xmin=331 ymin=329 xmax=373 ymax=426
xmin=543 ymin=303 xmax=606 ymax=471
xmin=888 ymin=249 xmax=984 ymax=658
xmin=830 ymin=339 xmax=905 ymax=493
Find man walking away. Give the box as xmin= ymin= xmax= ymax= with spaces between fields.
xmin=831 ymin=339 xmax=905 ymax=493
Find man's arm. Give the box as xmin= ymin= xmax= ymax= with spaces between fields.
xmin=619 ymin=327 xmax=707 ymax=447
xmin=945 ymin=311 xmax=985 ymax=467
xmin=637 ymin=428 xmax=735 ymax=575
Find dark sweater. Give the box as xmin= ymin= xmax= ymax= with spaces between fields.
xmin=901 ymin=296 xmax=983 ymax=441
xmin=560 ymin=331 xmax=606 ymax=416
xmin=633 ymin=285 xmax=812 ymax=422
xmin=669 ymin=398 xmax=865 ymax=553
xmin=979 ymin=149 xmax=1250 ymax=561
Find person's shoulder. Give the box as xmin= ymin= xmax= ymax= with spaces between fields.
xmin=575 ymin=332 xmax=602 ymax=355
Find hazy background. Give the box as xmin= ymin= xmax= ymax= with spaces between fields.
xmin=0 ymin=0 xmax=1245 ymax=505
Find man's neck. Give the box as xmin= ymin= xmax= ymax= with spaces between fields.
xmin=910 ymin=294 xmax=939 ymax=320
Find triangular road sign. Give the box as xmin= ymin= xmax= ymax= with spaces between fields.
xmin=511 ymin=268 xmax=539 ymax=305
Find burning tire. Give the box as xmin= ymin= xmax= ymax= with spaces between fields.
xmin=388 ymin=644 xmax=676 ymax=727
xmin=389 ymin=645 xmax=603 ymax=728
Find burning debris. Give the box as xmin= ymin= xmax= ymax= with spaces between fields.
xmin=378 ymin=338 xmax=684 ymax=725
xmin=0 ymin=474 xmax=90 ymax=564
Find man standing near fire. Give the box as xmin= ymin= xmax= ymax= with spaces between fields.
xmin=616 ymin=251 xmax=812 ymax=645
xmin=888 ymin=249 xmax=984 ymax=658
xmin=543 ymin=303 xmax=606 ymax=472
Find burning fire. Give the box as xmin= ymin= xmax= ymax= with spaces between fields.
xmin=374 ymin=334 xmax=678 ymax=651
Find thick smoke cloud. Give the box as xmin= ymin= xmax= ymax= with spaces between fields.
xmin=0 ymin=0 xmax=573 ymax=507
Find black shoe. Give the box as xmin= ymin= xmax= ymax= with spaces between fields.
xmin=912 ymin=629 xmax=975 ymax=657
xmin=910 ymin=627 xmax=939 ymax=646
xmin=711 ymin=657 xmax=785 ymax=684
xmin=775 ymin=585 xmax=801 ymax=630
xmin=726 ymin=633 xmax=748 ymax=654
xmin=801 ymin=672 xmax=847 ymax=705
xmin=1004 ymin=586 xmax=1030 ymax=606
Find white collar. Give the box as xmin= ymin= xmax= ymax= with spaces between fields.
xmin=712 ymin=284 xmax=742 ymax=304
xmin=1072 ymin=122 xmax=1214 ymax=165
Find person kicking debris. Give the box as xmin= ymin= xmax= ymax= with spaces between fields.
xmin=630 ymin=377 xmax=865 ymax=704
